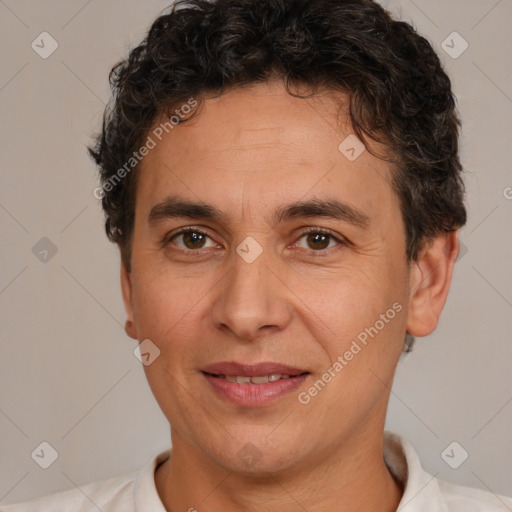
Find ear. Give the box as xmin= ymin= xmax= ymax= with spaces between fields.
xmin=120 ymin=261 xmax=138 ymax=340
xmin=406 ymin=231 xmax=460 ymax=337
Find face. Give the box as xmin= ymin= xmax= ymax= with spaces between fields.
xmin=121 ymin=80 xmax=454 ymax=475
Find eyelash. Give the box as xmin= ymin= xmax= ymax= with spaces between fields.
xmin=162 ymin=226 xmax=349 ymax=256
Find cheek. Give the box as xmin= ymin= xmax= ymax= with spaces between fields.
xmin=287 ymin=258 xmax=407 ymax=350
xmin=129 ymin=267 xmax=206 ymax=418
xmin=316 ymin=269 xmax=407 ymax=401
xmin=129 ymin=259 xmax=205 ymax=338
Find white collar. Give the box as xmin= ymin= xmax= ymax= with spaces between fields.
xmin=383 ymin=430 xmax=448 ymax=511
xmin=133 ymin=431 xmax=512 ymax=511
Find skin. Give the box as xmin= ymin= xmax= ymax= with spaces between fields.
xmin=120 ymin=80 xmax=459 ymax=512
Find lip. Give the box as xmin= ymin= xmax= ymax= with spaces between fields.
xmin=201 ymin=361 xmax=309 ymax=407
xmin=202 ymin=361 xmax=307 ymax=377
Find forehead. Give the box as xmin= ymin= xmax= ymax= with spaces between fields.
xmin=164 ymin=82 xmax=354 ymax=166
xmin=135 ymin=81 xmax=397 ymax=223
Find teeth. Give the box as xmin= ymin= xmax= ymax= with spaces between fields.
xmin=251 ymin=375 xmax=273 ymax=384
xmin=217 ymin=374 xmax=293 ymax=384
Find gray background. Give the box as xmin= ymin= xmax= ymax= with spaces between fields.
xmin=1 ymin=0 xmax=511 ymax=505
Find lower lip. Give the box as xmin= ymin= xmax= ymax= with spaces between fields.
xmin=203 ymin=373 xmax=308 ymax=407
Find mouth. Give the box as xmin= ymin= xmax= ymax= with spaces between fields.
xmin=205 ymin=373 xmax=302 ymax=384
xmin=201 ymin=362 xmax=310 ymax=406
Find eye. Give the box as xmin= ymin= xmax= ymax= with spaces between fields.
xmin=163 ymin=227 xmax=348 ymax=255
xmin=293 ymin=228 xmax=347 ymax=252
xmin=166 ymin=228 xmax=218 ymax=251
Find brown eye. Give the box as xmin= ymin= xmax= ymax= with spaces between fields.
xmin=182 ymin=231 xmax=207 ymax=249
xmin=295 ymin=230 xmax=342 ymax=251
xmin=169 ymin=229 xmax=216 ymax=251
xmin=305 ymin=232 xmax=331 ymax=250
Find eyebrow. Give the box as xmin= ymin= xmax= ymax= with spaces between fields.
xmin=148 ymin=195 xmax=370 ymax=229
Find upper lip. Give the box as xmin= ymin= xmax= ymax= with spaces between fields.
xmin=202 ymin=361 xmax=308 ymax=377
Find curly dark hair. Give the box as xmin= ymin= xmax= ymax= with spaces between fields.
xmin=88 ymin=0 xmax=466 ymax=270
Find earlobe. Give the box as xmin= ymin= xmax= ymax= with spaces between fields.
xmin=406 ymin=231 xmax=460 ymax=338
xmin=120 ymin=261 xmax=138 ymax=340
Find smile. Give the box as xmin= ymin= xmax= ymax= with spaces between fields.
xmin=201 ymin=362 xmax=310 ymax=406
xmin=208 ymin=373 xmax=294 ymax=384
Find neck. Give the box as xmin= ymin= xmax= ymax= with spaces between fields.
xmin=155 ymin=427 xmax=403 ymax=512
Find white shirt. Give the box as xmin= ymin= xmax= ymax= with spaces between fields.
xmin=2 ymin=431 xmax=511 ymax=511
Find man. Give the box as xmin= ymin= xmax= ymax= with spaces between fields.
xmin=3 ymin=0 xmax=511 ymax=510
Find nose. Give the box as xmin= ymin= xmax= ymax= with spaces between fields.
xmin=210 ymin=247 xmax=293 ymax=341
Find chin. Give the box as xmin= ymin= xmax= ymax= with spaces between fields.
xmin=205 ymin=433 xmax=307 ymax=476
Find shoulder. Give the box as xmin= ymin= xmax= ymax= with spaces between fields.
xmin=0 ymin=471 xmax=138 ymax=512
xmin=436 ymin=477 xmax=512 ymax=511
xmin=0 ymin=449 xmax=171 ymax=512
xmin=383 ymin=431 xmax=512 ymax=512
